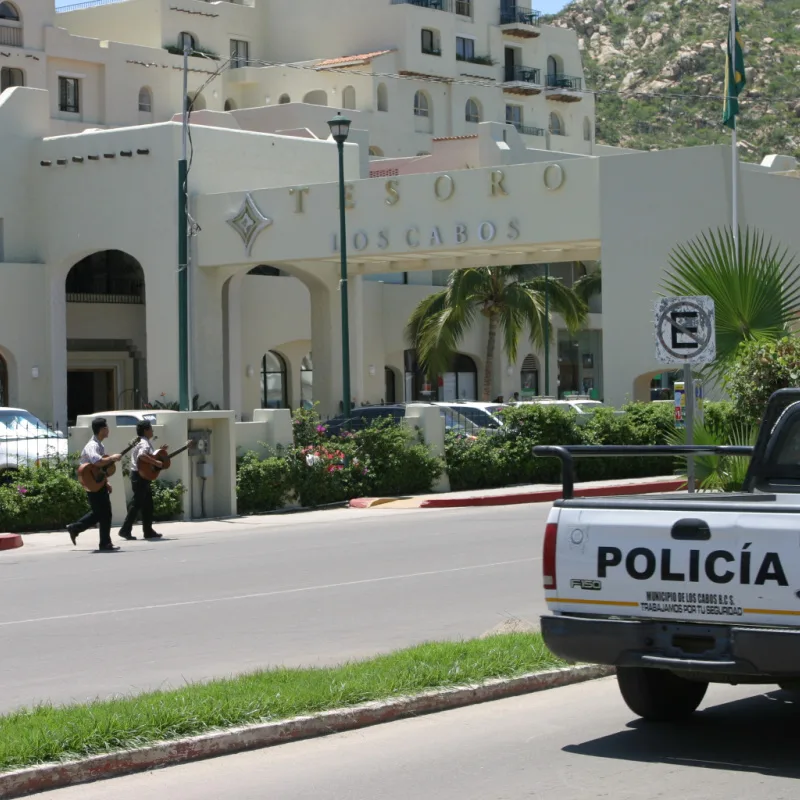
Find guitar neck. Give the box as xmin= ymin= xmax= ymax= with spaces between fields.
xmin=166 ymin=443 xmax=193 ymax=459
xmin=120 ymin=438 xmax=141 ymax=458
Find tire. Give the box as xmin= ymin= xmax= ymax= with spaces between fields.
xmin=616 ymin=667 xmax=708 ymax=722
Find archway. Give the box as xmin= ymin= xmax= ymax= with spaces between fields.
xmin=224 ymin=98 xmax=236 ymax=111
xmin=187 ymin=91 xmax=206 ymax=112
xmin=261 ymin=350 xmax=288 ymax=408
xmin=341 ymin=85 xmax=356 ymax=110
xmin=278 ymin=93 xmax=291 ymax=104
xmin=438 ymin=353 xmax=477 ymax=401
xmin=64 ymin=250 xmax=146 ymax=423
xmin=520 ymin=353 xmax=539 ymax=398
xmin=0 ymin=351 xmax=7 ymax=406
xmin=384 ymin=366 xmax=397 ymax=403
xmin=303 ymin=89 xmax=327 ymax=106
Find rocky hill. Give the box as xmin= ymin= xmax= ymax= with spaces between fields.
xmin=547 ymin=0 xmax=800 ymax=161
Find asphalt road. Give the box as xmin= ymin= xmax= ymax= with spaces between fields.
xmin=0 ymin=505 xmax=548 ymax=713
xmin=38 ymin=678 xmax=800 ymax=799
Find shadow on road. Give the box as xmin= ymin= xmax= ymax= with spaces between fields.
xmin=564 ymin=690 xmax=800 ymax=778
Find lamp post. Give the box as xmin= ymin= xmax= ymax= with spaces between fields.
xmin=543 ymin=264 xmax=550 ymax=396
xmin=328 ymin=112 xmax=352 ymax=421
xmin=178 ymin=41 xmax=190 ymax=411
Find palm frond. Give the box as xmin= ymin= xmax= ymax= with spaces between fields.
xmin=522 ymin=276 xmax=589 ymax=333
xmin=573 ymin=266 xmax=602 ymax=304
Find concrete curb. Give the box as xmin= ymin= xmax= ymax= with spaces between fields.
xmin=349 ymin=478 xmax=684 ymax=510
xmin=0 ymin=533 xmax=23 ymax=551
xmin=0 ymin=664 xmax=614 ymax=798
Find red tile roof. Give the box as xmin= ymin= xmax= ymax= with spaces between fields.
xmin=432 ymin=135 xmax=479 ymax=141
xmin=316 ymin=50 xmax=395 ymax=68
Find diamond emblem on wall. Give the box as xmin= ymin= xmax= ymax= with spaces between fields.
xmin=227 ymin=193 xmax=272 ymax=255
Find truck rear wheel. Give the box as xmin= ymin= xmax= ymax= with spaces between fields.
xmin=617 ymin=667 xmax=708 ymax=721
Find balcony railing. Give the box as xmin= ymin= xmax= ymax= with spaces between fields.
xmin=0 ymin=24 xmax=22 ymax=47
xmin=390 ymin=0 xmax=471 ymax=16
xmin=503 ymin=65 xmax=541 ymax=84
xmin=500 ymin=6 xmax=541 ymax=25
xmin=546 ymin=73 xmax=583 ymax=91
xmin=421 ymin=46 xmax=442 ymax=56
xmin=507 ymin=121 xmax=546 ymax=136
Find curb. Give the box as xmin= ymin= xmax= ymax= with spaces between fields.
xmin=0 ymin=664 xmax=614 ymax=798
xmin=0 ymin=533 xmax=23 ymax=551
xmin=349 ymin=478 xmax=684 ymax=510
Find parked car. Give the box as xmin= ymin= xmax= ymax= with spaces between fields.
xmin=321 ymin=404 xmax=483 ymax=438
xmin=0 ymin=407 xmax=68 ymax=473
xmin=511 ymin=398 xmax=620 ymax=423
xmin=431 ymin=401 xmax=505 ymax=429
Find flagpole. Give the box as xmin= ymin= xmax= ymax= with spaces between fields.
xmin=730 ymin=0 xmax=739 ymax=258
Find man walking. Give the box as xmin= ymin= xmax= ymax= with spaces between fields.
xmin=118 ymin=420 xmax=163 ymax=541
xmin=67 ymin=417 xmax=123 ymax=552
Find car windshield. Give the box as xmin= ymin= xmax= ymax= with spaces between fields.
xmin=0 ymin=411 xmax=61 ymax=439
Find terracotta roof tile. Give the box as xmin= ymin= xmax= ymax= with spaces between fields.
xmin=316 ymin=50 xmax=394 ymax=68
xmin=432 ymin=135 xmax=479 ymax=141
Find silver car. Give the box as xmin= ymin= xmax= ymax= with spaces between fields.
xmin=0 ymin=408 xmax=68 ymax=473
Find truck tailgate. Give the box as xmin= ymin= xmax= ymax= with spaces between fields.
xmin=546 ymin=506 xmax=800 ymax=627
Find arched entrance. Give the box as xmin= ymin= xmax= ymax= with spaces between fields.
xmin=0 ymin=352 xmax=7 ymax=406
xmin=438 ymin=354 xmax=478 ymax=401
xmin=261 ymin=350 xmax=288 ymax=408
xmin=65 ymin=250 xmax=146 ymax=424
xmin=520 ymin=353 xmax=539 ymax=398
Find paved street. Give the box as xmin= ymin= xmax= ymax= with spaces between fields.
xmin=0 ymin=505 xmax=547 ymax=713
xmin=38 ymin=678 xmax=800 ymax=799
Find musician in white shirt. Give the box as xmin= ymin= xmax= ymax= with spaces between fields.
xmin=118 ymin=420 xmax=163 ymax=541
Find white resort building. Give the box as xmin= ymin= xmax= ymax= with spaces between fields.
xmin=0 ymin=0 xmax=798 ymax=427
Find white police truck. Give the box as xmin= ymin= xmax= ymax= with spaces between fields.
xmin=535 ymin=389 xmax=800 ymax=722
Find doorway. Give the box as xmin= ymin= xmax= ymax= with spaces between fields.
xmin=67 ymin=369 xmax=115 ymax=425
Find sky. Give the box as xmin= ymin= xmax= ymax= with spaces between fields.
xmin=55 ymin=0 xmax=572 ymax=13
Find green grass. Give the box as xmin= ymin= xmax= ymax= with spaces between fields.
xmin=0 ymin=634 xmax=565 ymax=774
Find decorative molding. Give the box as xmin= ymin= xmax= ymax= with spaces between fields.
xmin=227 ymin=194 xmax=272 ymax=256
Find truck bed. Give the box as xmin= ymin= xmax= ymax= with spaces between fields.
xmin=554 ymin=492 xmax=800 ymax=514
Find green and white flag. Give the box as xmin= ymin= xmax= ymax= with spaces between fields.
xmin=723 ymin=11 xmax=745 ymax=129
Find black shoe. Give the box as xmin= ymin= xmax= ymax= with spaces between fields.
xmin=119 ymin=532 xmax=137 ymax=541
xmin=98 ymin=544 xmax=121 ymax=552
xmin=143 ymin=532 xmax=163 ymax=540
xmin=67 ymin=525 xmax=79 ymax=546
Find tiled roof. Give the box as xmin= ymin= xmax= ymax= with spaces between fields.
xmin=432 ymin=135 xmax=479 ymax=142
xmin=316 ymin=50 xmax=395 ymax=68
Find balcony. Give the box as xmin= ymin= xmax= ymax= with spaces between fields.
xmin=390 ymin=0 xmax=472 ymax=17
xmin=507 ymin=121 xmax=545 ymax=137
xmin=0 ymin=24 xmax=22 ymax=48
xmin=502 ymin=65 xmax=542 ymax=96
xmin=545 ymin=73 xmax=583 ymax=102
xmin=499 ymin=5 xmax=541 ymax=38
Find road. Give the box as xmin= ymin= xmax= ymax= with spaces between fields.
xmin=38 ymin=678 xmax=800 ymax=799
xmin=0 ymin=505 xmax=548 ymax=713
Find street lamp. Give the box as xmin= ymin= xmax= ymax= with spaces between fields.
xmin=543 ymin=264 xmax=550 ymax=396
xmin=328 ymin=112 xmax=352 ymax=420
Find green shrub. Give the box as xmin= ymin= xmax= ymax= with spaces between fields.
xmin=0 ymin=459 xmax=88 ymax=532
xmin=152 ymin=480 xmax=186 ymax=521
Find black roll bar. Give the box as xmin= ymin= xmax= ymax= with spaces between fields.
xmin=533 ymin=445 xmax=755 ymax=500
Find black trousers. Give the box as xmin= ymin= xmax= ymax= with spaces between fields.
xmin=72 ymin=489 xmax=113 ymax=548
xmin=119 ymin=472 xmax=155 ymax=536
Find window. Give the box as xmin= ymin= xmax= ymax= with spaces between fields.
xmin=413 ymin=91 xmax=429 ymax=118
xmin=278 ymin=93 xmax=290 ymax=104
xmin=261 ymin=351 xmax=288 ymax=409
xmin=377 ymin=83 xmax=388 ymax=112
xmin=138 ymin=86 xmax=152 ymax=113
xmin=505 ymin=104 xmax=522 ymax=126
xmin=341 ymin=85 xmax=356 ymax=110
xmin=0 ymin=352 xmax=7 ymax=406
xmin=421 ymin=28 xmax=439 ymax=55
xmin=549 ymin=112 xmax=564 ymax=136
xmin=547 ymin=55 xmax=558 ymax=79
xmin=520 ymin=354 xmax=539 ymax=398
xmin=177 ymin=31 xmax=196 ymax=51
xmin=0 ymin=66 xmax=23 ymax=91
xmin=465 ymin=98 xmax=481 ymax=123
xmin=455 ymin=36 xmax=475 ymax=61
xmin=0 ymin=2 xmax=19 ymax=19
xmin=224 ymin=98 xmax=236 ymax=111
xmin=58 ymin=77 xmax=80 ymax=113
xmin=300 ymin=354 xmax=313 ymax=409
xmin=583 ymin=116 xmax=592 ymax=142
xmin=368 ymin=145 xmax=384 ymax=157
xmin=230 ymin=39 xmax=249 ymax=69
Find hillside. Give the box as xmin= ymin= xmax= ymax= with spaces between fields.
xmin=547 ymin=0 xmax=800 ymax=161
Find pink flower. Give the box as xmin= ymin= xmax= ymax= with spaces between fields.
xmin=316 ymin=425 xmax=327 ymax=433
xmin=17 ymin=485 xmax=27 ymax=496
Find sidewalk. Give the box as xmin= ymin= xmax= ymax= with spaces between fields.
xmin=349 ymin=475 xmax=685 ymax=509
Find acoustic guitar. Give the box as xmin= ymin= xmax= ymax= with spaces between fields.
xmin=138 ymin=439 xmax=195 ymax=482
xmin=78 ymin=437 xmax=140 ymax=493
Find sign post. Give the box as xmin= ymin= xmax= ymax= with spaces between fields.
xmin=654 ymin=295 xmax=716 ymax=493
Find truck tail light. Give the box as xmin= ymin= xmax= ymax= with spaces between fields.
xmin=543 ymin=522 xmax=557 ymax=590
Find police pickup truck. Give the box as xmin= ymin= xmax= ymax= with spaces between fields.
xmin=534 ymin=389 xmax=800 ymax=723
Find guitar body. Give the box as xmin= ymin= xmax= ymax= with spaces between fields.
xmin=137 ymin=441 xmax=193 ymax=482
xmin=78 ymin=438 xmax=139 ymax=493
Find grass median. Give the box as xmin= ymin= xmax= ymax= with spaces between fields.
xmin=0 ymin=633 xmax=566 ymax=774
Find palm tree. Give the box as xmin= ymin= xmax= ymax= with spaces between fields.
xmin=660 ymin=227 xmax=800 ymax=383
xmin=405 ymin=266 xmax=588 ymax=402
xmin=573 ymin=262 xmax=601 ymax=306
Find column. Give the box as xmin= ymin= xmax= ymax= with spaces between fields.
xmin=48 ymin=268 xmax=68 ymax=426
xmin=222 ymin=273 xmax=244 ymax=417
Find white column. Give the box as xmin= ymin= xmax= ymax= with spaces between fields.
xmin=48 ymin=269 xmax=68 ymax=427
xmin=222 ymin=273 xmax=244 ymax=417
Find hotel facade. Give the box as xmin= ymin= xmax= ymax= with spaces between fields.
xmin=0 ymin=0 xmax=798 ymax=426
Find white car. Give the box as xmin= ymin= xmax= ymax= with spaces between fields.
xmin=431 ymin=401 xmax=506 ymax=429
xmin=0 ymin=407 xmax=68 ymax=473
xmin=511 ymin=398 xmax=620 ymax=422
